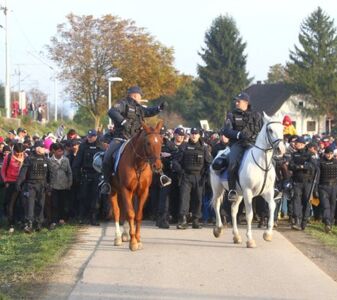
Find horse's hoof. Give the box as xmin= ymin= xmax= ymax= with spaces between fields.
xmin=263 ymin=232 xmax=272 ymax=242
xmin=129 ymin=242 xmax=138 ymax=251
xmin=246 ymin=240 xmax=257 ymax=248
xmin=213 ymin=226 xmax=223 ymax=238
xmin=122 ymin=232 xmax=129 ymax=242
xmin=114 ymin=237 xmax=122 ymax=246
xmin=233 ymin=235 xmax=242 ymax=244
xmin=137 ymin=242 xmax=143 ymax=250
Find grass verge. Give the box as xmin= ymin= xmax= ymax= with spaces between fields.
xmin=0 ymin=224 xmax=78 ymax=299
xmin=306 ymin=223 xmax=337 ymax=250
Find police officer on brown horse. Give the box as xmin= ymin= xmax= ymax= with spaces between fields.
xmin=222 ymin=92 xmax=262 ymax=202
xmin=101 ymin=86 xmax=167 ymax=193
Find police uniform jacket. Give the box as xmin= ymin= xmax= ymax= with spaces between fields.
xmin=222 ymin=108 xmax=262 ymax=146
xmin=288 ymin=149 xmax=316 ymax=183
xmin=161 ymin=138 xmax=185 ymax=173
xmin=108 ymin=96 xmax=161 ymax=139
xmin=173 ymin=139 xmax=212 ymax=176
xmin=319 ymin=157 xmax=337 ymax=185
xmin=16 ymin=152 xmax=50 ymax=186
xmin=72 ymin=140 xmax=101 ymax=179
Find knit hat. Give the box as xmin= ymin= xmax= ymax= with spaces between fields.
xmin=283 ymin=115 xmax=292 ymax=126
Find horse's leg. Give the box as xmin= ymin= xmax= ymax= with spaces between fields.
xmin=134 ymin=187 xmax=150 ymax=250
xmin=231 ymin=196 xmax=243 ymax=244
xmin=212 ymin=187 xmax=224 ymax=238
xmin=122 ymin=222 xmax=130 ymax=242
xmin=263 ymin=192 xmax=275 ymax=242
xmin=111 ymin=192 xmax=122 ymax=246
xmin=244 ymin=191 xmax=256 ymax=248
xmin=122 ymin=189 xmax=138 ymax=251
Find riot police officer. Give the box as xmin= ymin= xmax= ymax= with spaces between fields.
xmin=157 ymin=127 xmax=186 ymax=228
xmin=222 ymin=92 xmax=262 ymax=202
xmin=16 ymin=141 xmax=50 ymax=233
xmin=101 ymin=86 xmax=166 ymax=193
xmin=173 ymin=128 xmax=212 ymax=229
xmin=288 ymin=136 xmax=317 ymax=230
xmin=73 ymin=129 xmax=102 ymax=225
xmin=318 ymin=146 xmax=337 ymax=233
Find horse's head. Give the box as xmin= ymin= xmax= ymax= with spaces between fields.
xmin=141 ymin=120 xmax=164 ymax=173
xmin=261 ymin=112 xmax=286 ymax=155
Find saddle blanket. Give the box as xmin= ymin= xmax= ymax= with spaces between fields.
xmin=114 ymin=139 xmax=130 ymax=173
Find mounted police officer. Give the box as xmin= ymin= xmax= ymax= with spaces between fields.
xmin=173 ymin=128 xmax=212 ymax=229
xmin=16 ymin=141 xmax=50 ymax=233
xmin=222 ymin=92 xmax=263 ymax=202
xmin=101 ymin=86 xmax=167 ymax=193
xmin=288 ymin=136 xmax=317 ymax=230
xmin=73 ymin=129 xmax=102 ymax=226
xmin=318 ymin=146 xmax=337 ymax=233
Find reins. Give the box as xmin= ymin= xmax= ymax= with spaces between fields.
xmin=250 ymin=121 xmax=282 ymax=195
xmin=128 ymin=130 xmax=162 ymax=174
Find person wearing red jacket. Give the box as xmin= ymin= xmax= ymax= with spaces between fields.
xmin=1 ymin=143 xmax=25 ymax=232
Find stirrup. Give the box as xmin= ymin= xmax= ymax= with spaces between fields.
xmin=100 ymin=181 xmax=111 ymax=195
xmin=228 ymin=189 xmax=238 ymax=202
xmin=160 ymin=174 xmax=172 ymax=187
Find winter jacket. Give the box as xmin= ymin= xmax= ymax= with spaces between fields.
xmin=49 ymin=156 xmax=73 ymax=190
xmin=1 ymin=154 xmax=23 ymax=183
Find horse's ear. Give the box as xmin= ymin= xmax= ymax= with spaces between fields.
xmin=155 ymin=120 xmax=163 ymax=132
xmin=141 ymin=122 xmax=150 ymax=133
xmin=262 ymin=111 xmax=271 ymax=123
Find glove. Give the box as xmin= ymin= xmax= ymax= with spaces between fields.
xmin=238 ymin=131 xmax=248 ymax=140
xmin=158 ymin=101 xmax=168 ymax=111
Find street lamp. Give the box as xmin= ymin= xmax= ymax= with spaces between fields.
xmin=108 ymin=77 xmax=122 ymax=125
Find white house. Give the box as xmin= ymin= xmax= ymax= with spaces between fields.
xmin=245 ymin=82 xmax=330 ymax=135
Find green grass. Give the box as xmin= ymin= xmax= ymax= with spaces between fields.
xmin=306 ymin=223 xmax=337 ymax=250
xmin=0 ymin=224 xmax=78 ymax=299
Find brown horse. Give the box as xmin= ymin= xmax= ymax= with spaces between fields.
xmin=110 ymin=120 xmax=163 ymax=251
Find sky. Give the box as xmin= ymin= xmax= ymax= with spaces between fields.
xmin=1 ymin=0 xmax=337 ymax=105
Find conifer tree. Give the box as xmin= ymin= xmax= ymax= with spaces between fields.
xmin=287 ymin=7 xmax=337 ymax=117
xmin=197 ymin=15 xmax=250 ymax=128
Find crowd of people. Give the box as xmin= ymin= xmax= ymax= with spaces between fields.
xmin=0 ymin=87 xmax=336 ymax=235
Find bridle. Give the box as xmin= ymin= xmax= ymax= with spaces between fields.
xmin=251 ymin=121 xmax=283 ymax=195
xmin=130 ymin=130 xmax=162 ymax=172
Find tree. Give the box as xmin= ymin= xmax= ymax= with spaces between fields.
xmin=197 ymin=15 xmax=250 ymax=128
xmin=287 ymin=7 xmax=337 ymax=117
xmin=27 ymin=88 xmax=48 ymax=105
xmin=47 ymin=14 xmax=179 ymax=128
xmin=265 ymin=64 xmax=289 ymax=83
xmin=158 ymin=75 xmax=202 ymax=126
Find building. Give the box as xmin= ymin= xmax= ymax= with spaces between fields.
xmin=245 ymin=82 xmax=331 ymax=135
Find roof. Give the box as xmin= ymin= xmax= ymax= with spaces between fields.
xmin=245 ymin=83 xmax=294 ymax=115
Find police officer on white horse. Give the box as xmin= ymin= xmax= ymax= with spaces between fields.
xmin=222 ymin=92 xmax=263 ymax=202
xmin=101 ymin=86 xmax=167 ymax=193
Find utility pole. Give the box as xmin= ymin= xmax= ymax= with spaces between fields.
xmin=1 ymin=0 xmax=10 ymax=118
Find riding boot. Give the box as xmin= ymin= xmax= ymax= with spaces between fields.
xmin=100 ymin=160 xmax=114 ymax=195
xmin=177 ymin=215 xmax=188 ymax=229
xmin=227 ymin=169 xmax=238 ymax=202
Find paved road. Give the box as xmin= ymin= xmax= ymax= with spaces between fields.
xmin=43 ymin=221 xmax=337 ymax=300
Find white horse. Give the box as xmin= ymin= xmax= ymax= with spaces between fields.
xmin=211 ymin=112 xmax=286 ymax=248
